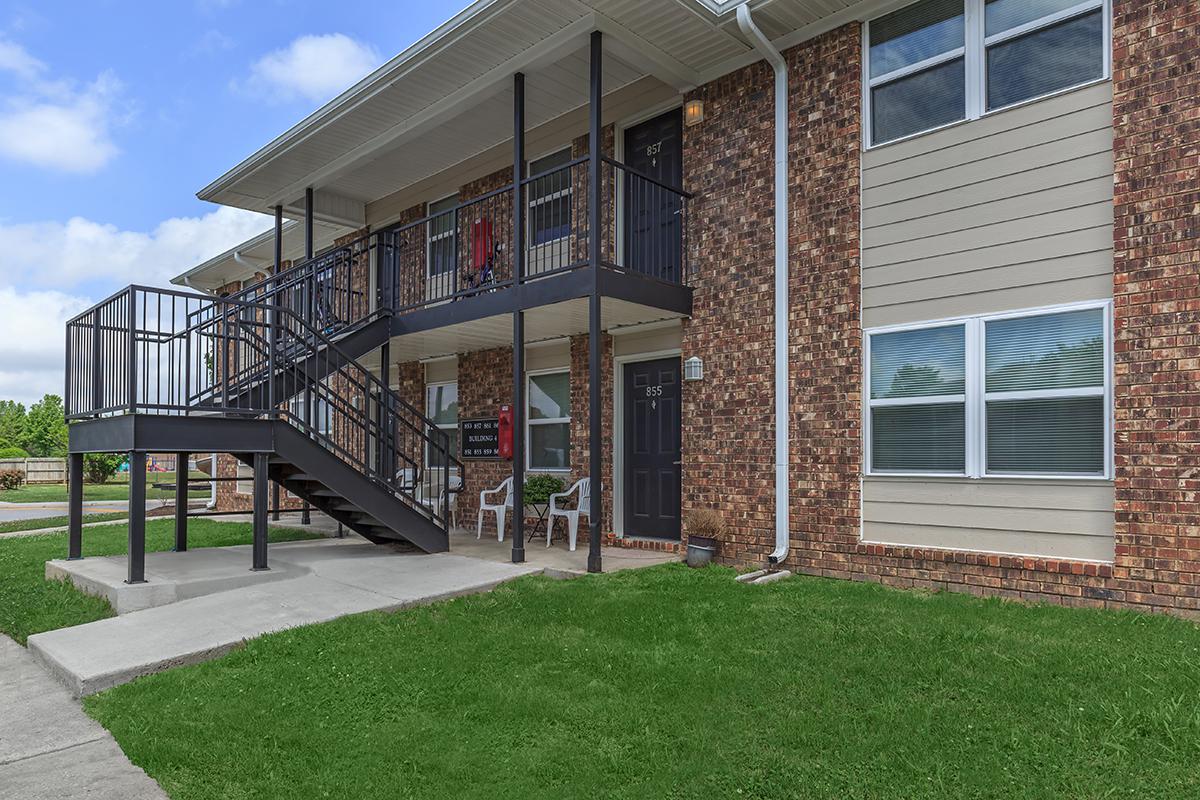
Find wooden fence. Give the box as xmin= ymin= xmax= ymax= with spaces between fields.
xmin=0 ymin=458 xmax=67 ymax=484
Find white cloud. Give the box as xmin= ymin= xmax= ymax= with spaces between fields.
xmin=0 ymin=206 xmax=271 ymax=289
xmin=0 ymin=206 xmax=271 ymax=404
xmin=0 ymin=39 xmax=127 ymax=174
xmin=239 ymin=34 xmax=380 ymax=103
xmin=0 ymin=38 xmax=44 ymax=80
xmin=0 ymin=73 xmax=122 ymax=173
xmin=0 ymin=287 xmax=91 ymax=405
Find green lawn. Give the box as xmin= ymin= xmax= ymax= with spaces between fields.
xmin=0 ymin=519 xmax=319 ymax=644
xmin=0 ymin=472 xmax=211 ymax=503
xmin=85 ymin=565 xmax=1200 ymax=800
xmin=0 ymin=512 xmax=127 ymax=534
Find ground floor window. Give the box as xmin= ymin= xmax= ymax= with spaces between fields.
xmin=527 ymin=369 xmax=570 ymax=471
xmin=426 ymin=381 xmax=458 ymax=464
xmin=866 ymin=301 xmax=1110 ymax=478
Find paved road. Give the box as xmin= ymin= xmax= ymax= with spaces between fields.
xmin=0 ymin=501 xmax=169 ymax=524
xmin=0 ymin=635 xmax=167 ymax=800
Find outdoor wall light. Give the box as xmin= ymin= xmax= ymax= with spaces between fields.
xmin=684 ymin=356 xmax=704 ymax=381
xmin=684 ymin=99 xmax=705 ymax=127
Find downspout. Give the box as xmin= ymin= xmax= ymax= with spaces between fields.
xmin=737 ymin=5 xmax=790 ymax=566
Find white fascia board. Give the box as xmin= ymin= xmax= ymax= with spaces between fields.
xmin=197 ymin=0 xmax=520 ymax=204
xmin=261 ymin=13 xmax=599 ymax=211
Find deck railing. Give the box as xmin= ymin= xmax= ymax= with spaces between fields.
xmin=219 ymin=156 xmax=691 ymax=326
xmin=64 ymin=285 xmax=461 ymax=528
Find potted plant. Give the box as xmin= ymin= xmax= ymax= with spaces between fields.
xmin=523 ymin=474 xmax=565 ymax=510
xmin=685 ymin=508 xmax=724 ymax=568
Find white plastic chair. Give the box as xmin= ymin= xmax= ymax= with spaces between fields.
xmin=547 ymin=477 xmax=589 ymax=551
xmin=416 ymin=472 xmax=462 ymax=528
xmin=477 ymin=476 xmax=513 ymax=541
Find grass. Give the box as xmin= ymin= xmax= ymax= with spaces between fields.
xmin=0 ymin=519 xmax=319 ymax=645
xmin=84 ymin=565 xmax=1200 ymax=800
xmin=0 ymin=471 xmax=211 ymax=503
xmin=0 ymin=511 xmax=127 ymax=534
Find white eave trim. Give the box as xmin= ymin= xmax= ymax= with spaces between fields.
xmin=197 ymin=0 xmax=517 ymax=203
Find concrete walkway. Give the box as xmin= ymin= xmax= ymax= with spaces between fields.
xmin=0 ymin=500 xmax=169 ymax=524
xmin=0 ymin=636 xmax=167 ymax=800
xmin=29 ymin=539 xmax=542 ymax=697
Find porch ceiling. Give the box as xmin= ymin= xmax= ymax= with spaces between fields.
xmin=360 ymin=297 xmax=685 ymax=366
xmin=198 ymin=0 xmax=893 ymax=224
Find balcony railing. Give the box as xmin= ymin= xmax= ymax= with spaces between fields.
xmin=219 ymin=156 xmax=692 ymax=328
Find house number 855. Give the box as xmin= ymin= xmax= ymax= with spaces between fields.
xmin=645 ymin=385 xmax=663 ymax=397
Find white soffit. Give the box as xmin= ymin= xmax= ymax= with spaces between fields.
xmin=197 ymin=0 xmax=896 ymax=219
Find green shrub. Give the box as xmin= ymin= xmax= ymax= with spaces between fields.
xmin=84 ymin=453 xmax=126 ymax=485
xmin=523 ymin=474 xmax=565 ymax=505
xmin=0 ymin=446 xmax=28 ymax=459
xmin=0 ymin=469 xmax=23 ymax=491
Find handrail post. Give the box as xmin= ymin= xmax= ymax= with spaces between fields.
xmin=270 ymin=205 xmax=283 ymax=416
xmin=127 ymin=287 xmax=138 ymax=414
xmin=91 ymin=312 xmax=102 ymax=414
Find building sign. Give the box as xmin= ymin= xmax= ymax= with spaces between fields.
xmin=460 ymin=417 xmax=501 ymax=460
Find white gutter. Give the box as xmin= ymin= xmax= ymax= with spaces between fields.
xmin=737 ymin=4 xmax=790 ymax=566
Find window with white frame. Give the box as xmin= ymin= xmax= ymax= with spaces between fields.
xmin=527 ymin=149 xmax=572 ymax=248
xmin=427 ymin=195 xmax=457 ymax=277
xmin=235 ymin=462 xmax=254 ymax=495
xmin=289 ymin=394 xmax=332 ymax=436
xmin=527 ymin=370 xmax=570 ymax=471
xmin=866 ymin=0 xmax=1108 ymax=146
xmin=425 ymin=381 xmax=458 ymax=465
xmin=866 ymin=303 xmax=1110 ymax=478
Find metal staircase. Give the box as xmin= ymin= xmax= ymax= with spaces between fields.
xmin=65 ymin=252 xmax=460 ymax=554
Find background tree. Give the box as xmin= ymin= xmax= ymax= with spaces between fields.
xmin=22 ymin=395 xmax=68 ymax=458
xmin=83 ymin=453 xmax=126 ymax=484
xmin=0 ymin=400 xmax=27 ymax=451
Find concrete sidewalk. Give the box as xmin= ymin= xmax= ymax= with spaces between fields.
xmin=0 ymin=636 xmax=166 ymax=800
xmin=29 ymin=540 xmax=542 ymax=697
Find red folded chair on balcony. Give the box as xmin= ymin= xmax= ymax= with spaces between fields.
xmin=465 ymin=217 xmax=496 ymax=293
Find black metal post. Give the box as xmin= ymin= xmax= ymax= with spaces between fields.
xmin=380 ymin=341 xmax=391 ymax=476
xmin=174 ymin=452 xmax=188 ymax=552
xmin=252 ymin=452 xmax=269 ymax=570
xmin=127 ymin=451 xmax=147 ymax=584
xmin=301 ymin=189 xmax=314 ymax=526
xmin=67 ymin=452 xmax=83 ymax=560
xmin=127 ymin=287 xmax=137 ymax=414
xmin=511 ymin=71 xmax=527 ymax=563
xmin=272 ymin=204 xmax=283 ymax=521
xmin=587 ymin=32 xmax=604 ymax=574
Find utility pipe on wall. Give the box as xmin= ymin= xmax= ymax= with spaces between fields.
xmin=737 ymin=5 xmax=790 ymax=566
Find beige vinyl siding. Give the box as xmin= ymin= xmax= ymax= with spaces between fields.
xmin=612 ymin=322 xmax=681 ymax=357
xmin=424 ymin=358 xmax=457 ymax=384
xmin=863 ymin=478 xmax=1115 ymax=562
xmin=862 ymin=81 xmax=1114 ymax=328
xmin=860 ymin=82 xmax=1116 ymax=561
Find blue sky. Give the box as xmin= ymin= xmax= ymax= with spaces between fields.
xmin=0 ymin=0 xmax=464 ymax=405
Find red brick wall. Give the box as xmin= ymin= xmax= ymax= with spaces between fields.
xmin=456 ymin=346 xmax=514 ymax=529
xmin=681 ymin=59 xmax=778 ymax=563
xmin=1110 ymin=0 xmax=1200 ymax=613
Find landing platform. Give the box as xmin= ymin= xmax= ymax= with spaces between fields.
xmin=30 ymin=539 xmax=541 ymax=697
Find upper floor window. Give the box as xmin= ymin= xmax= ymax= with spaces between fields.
xmin=866 ymin=302 xmax=1111 ymax=479
xmin=527 ymin=148 xmax=572 ymax=248
xmin=866 ymin=0 xmax=1108 ymax=146
xmin=427 ymin=195 xmax=457 ymax=277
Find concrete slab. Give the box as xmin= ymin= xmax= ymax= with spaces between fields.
xmin=0 ymin=636 xmax=166 ymax=800
xmin=448 ymin=528 xmax=679 ymax=576
xmin=28 ymin=543 xmax=541 ymax=697
xmin=47 ymin=544 xmax=311 ymax=614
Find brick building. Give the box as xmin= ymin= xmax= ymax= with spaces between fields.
xmin=68 ymin=0 xmax=1200 ymax=613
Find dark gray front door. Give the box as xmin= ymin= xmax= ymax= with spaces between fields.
xmin=623 ymin=357 xmax=681 ymax=540
xmin=623 ymin=109 xmax=683 ymax=283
